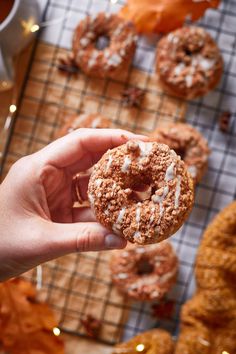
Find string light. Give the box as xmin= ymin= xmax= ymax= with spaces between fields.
xmin=9 ymin=104 xmax=17 ymax=113
xmin=136 ymin=344 xmax=145 ymax=352
xmin=110 ymin=0 xmax=119 ymax=3
xmin=53 ymin=327 xmax=61 ymax=336
xmin=222 ymin=351 xmax=230 ymax=354
xmin=30 ymin=24 xmax=40 ymax=33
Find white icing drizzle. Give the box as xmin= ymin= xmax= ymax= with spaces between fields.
xmin=149 ymin=206 xmax=156 ymax=224
xmin=80 ymin=37 xmax=90 ymax=47
xmin=137 ymin=141 xmax=153 ymax=157
xmin=188 ymin=165 xmax=197 ymax=178
xmin=185 ymin=74 xmax=193 ymax=88
xmin=199 ymin=57 xmax=215 ymax=71
xmin=136 ymin=204 xmax=141 ymax=224
xmin=175 ymin=176 xmax=181 ymax=209
xmin=135 ymin=247 xmax=145 ymax=253
xmin=152 ymin=186 xmax=169 ymax=218
xmin=133 ymin=231 xmax=143 ymax=243
xmin=107 ymin=53 xmax=122 ymax=67
xmin=95 ymin=178 xmax=103 ymax=187
xmin=159 ymin=269 xmax=176 ymax=283
xmin=165 ymin=162 xmax=176 ymax=182
xmin=116 ymin=273 xmax=128 ymax=280
xmin=174 ymin=63 xmax=185 ymax=76
xmin=106 ymin=155 xmax=113 ymax=171
xmin=197 ymin=337 xmax=210 ymax=346
xmin=88 ymin=50 xmax=99 ymax=68
xmin=121 ymin=156 xmax=131 ymax=173
xmin=91 ymin=117 xmax=101 ymax=128
xmin=117 ymin=207 xmax=126 ymax=225
xmin=88 ymin=193 xmax=95 ymax=208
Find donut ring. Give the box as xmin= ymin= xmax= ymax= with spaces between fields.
xmin=72 ymin=13 xmax=137 ymax=78
xmin=110 ymin=242 xmax=178 ymax=301
xmin=112 ymin=329 xmax=174 ymax=354
xmin=88 ymin=140 xmax=194 ymax=244
xmin=152 ymin=123 xmax=210 ymax=184
xmin=57 ymin=113 xmax=111 ymax=138
xmin=156 ymin=26 xmax=223 ymax=99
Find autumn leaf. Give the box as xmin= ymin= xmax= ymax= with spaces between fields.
xmin=120 ymin=0 xmax=220 ymax=34
xmin=0 ymin=278 xmax=65 ymax=354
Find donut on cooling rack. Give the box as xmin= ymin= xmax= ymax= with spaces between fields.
xmin=56 ymin=113 xmax=112 ymax=137
xmin=112 ymin=329 xmax=174 ymax=354
xmin=156 ymin=26 xmax=223 ymax=99
xmin=152 ymin=122 xmax=210 ymax=185
xmin=110 ymin=242 xmax=178 ymax=301
xmin=72 ymin=12 xmax=138 ymax=78
xmin=88 ymin=140 xmax=194 ymax=245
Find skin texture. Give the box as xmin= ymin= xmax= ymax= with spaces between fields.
xmin=0 ymin=128 xmax=146 ymax=281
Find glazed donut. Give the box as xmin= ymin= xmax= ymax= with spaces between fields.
xmin=57 ymin=113 xmax=111 ymax=138
xmin=156 ymin=26 xmax=223 ymax=99
xmin=88 ymin=140 xmax=194 ymax=244
xmin=152 ymin=122 xmax=210 ymax=184
xmin=72 ymin=13 xmax=137 ymax=78
xmin=110 ymin=242 xmax=178 ymax=301
xmin=112 ymin=329 xmax=174 ymax=354
xmin=175 ymin=201 xmax=236 ymax=353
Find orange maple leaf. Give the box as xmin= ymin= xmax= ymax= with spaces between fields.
xmin=0 ymin=278 xmax=65 ymax=354
xmin=120 ymin=0 xmax=220 ymax=34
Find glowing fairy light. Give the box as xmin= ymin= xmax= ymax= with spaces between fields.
xmin=222 ymin=351 xmax=230 ymax=354
xmin=136 ymin=344 xmax=145 ymax=352
xmin=110 ymin=0 xmax=118 ymax=3
xmin=9 ymin=104 xmax=17 ymax=113
xmin=53 ymin=327 xmax=61 ymax=336
xmin=30 ymin=24 xmax=40 ymax=33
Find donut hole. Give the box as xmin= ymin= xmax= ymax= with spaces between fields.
xmin=95 ymin=35 xmax=110 ymax=50
xmin=137 ymin=256 xmax=154 ymax=275
xmin=129 ymin=181 xmax=153 ymax=202
xmin=173 ymin=147 xmax=186 ymax=161
xmin=184 ymin=47 xmax=192 ymax=57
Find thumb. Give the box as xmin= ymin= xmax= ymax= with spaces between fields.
xmin=42 ymin=220 xmax=127 ymax=259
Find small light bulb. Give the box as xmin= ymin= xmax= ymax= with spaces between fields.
xmin=9 ymin=104 xmax=17 ymax=113
xmin=110 ymin=0 xmax=118 ymax=3
xmin=222 ymin=352 xmax=230 ymax=354
xmin=53 ymin=327 xmax=61 ymax=336
xmin=30 ymin=24 xmax=40 ymax=33
xmin=136 ymin=344 xmax=145 ymax=352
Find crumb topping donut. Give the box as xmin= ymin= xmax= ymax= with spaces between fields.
xmin=156 ymin=26 xmax=223 ymax=99
xmin=88 ymin=141 xmax=194 ymax=244
xmin=152 ymin=123 xmax=210 ymax=184
xmin=57 ymin=113 xmax=111 ymax=137
xmin=110 ymin=242 xmax=178 ymax=301
xmin=112 ymin=329 xmax=174 ymax=354
xmin=72 ymin=13 xmax=138 ymax=78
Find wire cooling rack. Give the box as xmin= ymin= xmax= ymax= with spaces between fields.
xmin=2 ymin=0 xmax=236 ymax=345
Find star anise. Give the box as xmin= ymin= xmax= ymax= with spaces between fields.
xmin=57 ymin=53 xmax=80 ymax=74
xmin=121 ymin=87 xmax=145 ymax=108
xmin=80 ymin=314 xmax=102 ymax=338
xmin=151 ymin=299 xmax=175 ymax=319
xmin=219 ymin=111 xmax=231 ymax=133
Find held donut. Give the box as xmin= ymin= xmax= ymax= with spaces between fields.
xmin=72 ymin=13 xmax=137 ymax=78
xmin=110 ymin=242 xmax=178 ymax=301
xmin=112 ymin=329 xmax=174 ymax=354
xmin=88 ymin=141 xmax=194 ymax=245
xmin=57 ymin=113 xmax=111 ymax=138
xmin=152 ymin=122 xmax=210 ymax=185
xmin=156 ymin=26 xmax=223 ymax=99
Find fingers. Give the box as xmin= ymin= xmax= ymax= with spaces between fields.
xmin=72 ymin=207 xmax=96 ymax=222
xmin=35 ymin=128 xmax=148 ymax=173
xmin=41 ymin=220 xmax=127 ymax=260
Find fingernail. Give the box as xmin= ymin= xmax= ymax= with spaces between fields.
xmin=105 ymin=234 xmax=126 ymax=249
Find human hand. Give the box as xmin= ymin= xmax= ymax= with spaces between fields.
xmin=0 ymin=128 xmax=146 ymax=281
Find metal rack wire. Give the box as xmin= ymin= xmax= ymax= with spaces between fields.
xmin=2 ymin=0 xmax=236 ymax=345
